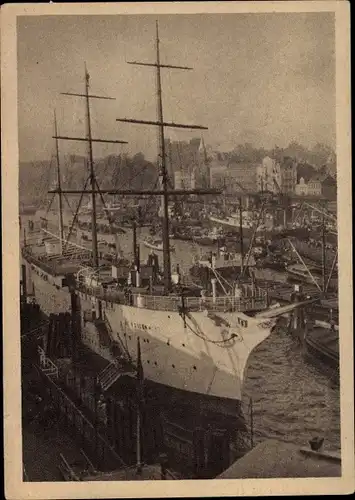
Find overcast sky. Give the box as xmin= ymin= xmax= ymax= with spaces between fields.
xmin=17 ymin=13 xmax=335 ymax=163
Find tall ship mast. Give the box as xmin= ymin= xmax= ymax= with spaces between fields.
xmin=56 ymin=64 xmax=129 ymax=271
xmin=21 ymin=23 xmax=313 ymax=424
xmin=53 ymin=110 xmax=65 ymax=254
xmin=116 ymin=21 xmax=211 ymax=293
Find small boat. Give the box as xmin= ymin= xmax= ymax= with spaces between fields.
xmin=141 ymin=236 xmax=175 ymax=252
xmin=172 ymin=232 xmax=193 ymax=242
xmin=191 ymin=227 xmax=223 ymax=247
xmin=170 ymin=227 xmax=194 ymax=242
xmin=194 ymin=236 xmax=218 ymax=246
xmin=286 ymin=263 xmax=322 ymax=286
xmin=286 ymin=262 xmax=338 ymax=292
xmin=304 ymin=325 xmax=339 ymax=373
xmin=257 ymin=254 xmax=288 ymax=272
xmin=287 ymin=238 xmax=337 ymax=269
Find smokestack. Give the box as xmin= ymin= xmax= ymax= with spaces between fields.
xmin=211 ymin=278 xmax=217 ymax=304
xmin=136 ymin=244 xmax=140 ymax=271
xmin=132 ymin=221 xmax=137 ymax=263
xmin=136 ymin=268 xmax=141 ymax=288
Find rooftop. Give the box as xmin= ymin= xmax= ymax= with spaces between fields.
xmin=217 ymin=439 xmax=341 ymax=479
xmin=227 ymin=161 xmax=259 ymax=170
xmin=308 ymin=173 xmax=335 ymax=183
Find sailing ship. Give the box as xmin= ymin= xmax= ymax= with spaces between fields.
xmin=21 ymin=23 xmax=315 ymax=420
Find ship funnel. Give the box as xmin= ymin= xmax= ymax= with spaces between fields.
xmin=211 ymin=278 xmax=217 ymax=303
xmin=171 ymin=264 xmax=180 ymax=285
xmin=211 ymin=253 xmax=216 ymax=270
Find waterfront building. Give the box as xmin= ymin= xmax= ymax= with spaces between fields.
xmin=307 ymin=173 xmax=337 ymax=200
xmin=209 ymin=162 xmax=228 ymax=189
xmin=280 ymin=156 xmax=298 ymax=194
xmin=209 ymin=162 xmax=258 ymax=194
xmin=166 ymin=137 xmax=211 ymax=188
xmin=295 ymin=177 xmax=309 ymax=196
xmin=226 ymin=162 xmax=258 ymax=194
xmin=257 ymin=156 xmax=297 ymax=194
xmin=174 ymin=170 xmax=196 ymax=190
xmin=295 ymin=173 xmax=337 ymax=201
xmin=256 ymin=156 xmax=281 ymax=194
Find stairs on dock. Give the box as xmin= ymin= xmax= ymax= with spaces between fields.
xmin=37 ymin=345 xmax=59 ymax=379
xmin=98 ymin=360 xmax=135 ymax=392
xmin=21 ymin=320 xmax=50 ymax=339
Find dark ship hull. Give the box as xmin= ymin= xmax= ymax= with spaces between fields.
xmin=304 ymin=326 xmax=339 ymax=373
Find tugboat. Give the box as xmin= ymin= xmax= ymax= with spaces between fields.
xmin=192 ymin=227 xmax=224 ymax=247
xmin=190 ymin=249 xmax=256 ymax=283
xmin=170 ymin=226 xmax=194 ymax=242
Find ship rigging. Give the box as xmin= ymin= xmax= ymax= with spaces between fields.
xmin=50 ymin=21 xmax=221 ymax=295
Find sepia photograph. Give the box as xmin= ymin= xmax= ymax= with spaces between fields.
xmin=2 ymin=1 xmax=353 ymax=498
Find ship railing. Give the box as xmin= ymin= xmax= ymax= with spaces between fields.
xmin=21 ymin=230 xmax=42 ymax=241
xmin=76 ymin=282 xmax=124 ymax=303
xmin=21 ymin=320 xmax=50 ymax=339
xmin=77 ymin=282 xmax=267 ymax=313
xmin=183 ymin=295 xmax=266 ymax=312
xmin=46 ymin=250 xmax=90 ymax=262
xmin=22 ymin=245 xmax=90 ymax=270
xmin=38 ymin=345 xmax=59 ymax=378
xmin=22 ymin=250 xmax=59 ymax=275
xmin=21 ymin=235 xmax=44 ymax=249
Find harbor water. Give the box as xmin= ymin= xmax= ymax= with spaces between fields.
xmin=20 ymin=211 xmax=341 ymax=453
xmin=242 ymin=327 xmax=340 ymax=452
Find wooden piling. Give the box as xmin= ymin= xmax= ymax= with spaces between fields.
xmin=34 ymin=362 xmax=125 ymax=472
xmin=193 ymin=427 xmax=206 ymax=478
xmin=208 ymin=429 xmax=230 ymax=477
xmin=21 ymin=264 xmax=27 ymax=304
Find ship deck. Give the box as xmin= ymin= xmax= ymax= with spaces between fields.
xmin=22 ymin=247 xmax=84 ymax=275
xmin=77 ymin=281 xmax=267 ymax=313
xmin=22 ymin=246 xmax=113 ymax=276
